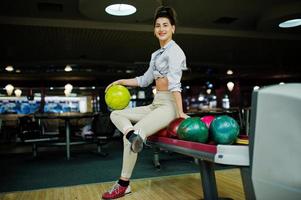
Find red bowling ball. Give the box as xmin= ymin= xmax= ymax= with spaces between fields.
xmin=167 ymin=118 xmax=185 ymax=138
xmin=155 ymin=128 xmax=168 ymax=137
xmin=201 ymin=115 xmax=215 ymax=128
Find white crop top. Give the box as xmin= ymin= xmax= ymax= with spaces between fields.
xmin=136 ymin=40 xmax=187 ymax=92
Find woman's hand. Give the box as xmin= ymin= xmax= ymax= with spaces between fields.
xmin=105 ymin=78 xmax=139 ymax=92
xmin=178 ymin=112 xmax=190 ymax=119
xmin=105 ymin=80 xmax=121 ymax=93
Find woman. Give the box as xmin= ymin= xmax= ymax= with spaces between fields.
xmin=102 ymin=6 xmax=189 ymax=199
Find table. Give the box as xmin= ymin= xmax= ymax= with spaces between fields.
xmin=34 ymin=112 xmax=97 ymax=160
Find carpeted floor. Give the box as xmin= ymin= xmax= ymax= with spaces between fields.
xmin=0 ymin=139 xmax=204 ymax=193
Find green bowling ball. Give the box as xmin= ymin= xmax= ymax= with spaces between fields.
xmin=105 ymin=85 xmax=131 ymax=110
xmin=177 ymin=117 xmax=209 ymax=143
xmin=210 ymin=115 xmax=239 ymax=144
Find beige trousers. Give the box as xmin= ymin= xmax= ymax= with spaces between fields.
xmin=110 ymin=91 xmax=177 ymax=178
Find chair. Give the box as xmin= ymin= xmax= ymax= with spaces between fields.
xmin=18 ymin=116 xmax=59 ymax=157
xmin=91 ymin=113 xmax=116 ymax=156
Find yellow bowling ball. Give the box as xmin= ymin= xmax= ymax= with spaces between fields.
xmin=105 ymin=85 xmax=131 ymax=110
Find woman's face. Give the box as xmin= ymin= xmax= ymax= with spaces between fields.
xmin=154 ymin=17 xmax=175 ymax=43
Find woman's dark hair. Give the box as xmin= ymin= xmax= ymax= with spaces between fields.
xmin=153 ymin=6 xmax=177 ymax=26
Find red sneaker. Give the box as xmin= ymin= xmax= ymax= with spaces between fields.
xmin=102 ymin=182 xmax=131 ymax=199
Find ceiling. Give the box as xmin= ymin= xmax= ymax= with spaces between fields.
xmin=0 ymin=0 xmax=301 ymax=88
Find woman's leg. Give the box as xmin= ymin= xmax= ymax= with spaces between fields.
xmin=121 ymin=103 xmax=177 ymax=178
xmin=110 ymin=105 xmax=152 ymax=134
xmin=134 ymin=103 xmax=177 ymax=140
xmin=120 ymin=135 xmax=138 ymax=179
xmin=111 ymin=94 xmax=177 ymax=179
xmin=110 ymin=105 xmax=153 ymax=179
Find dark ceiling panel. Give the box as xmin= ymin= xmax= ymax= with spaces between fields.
xmin=0 ymin=0 xmax=300 ymax=86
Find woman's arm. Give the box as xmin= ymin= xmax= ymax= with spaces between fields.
xmin=172 ymin=91 xmax=189 ymax=119
xmin=105 ymin=78 xmax=138 ymax=92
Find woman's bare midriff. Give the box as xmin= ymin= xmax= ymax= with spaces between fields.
xmin=155 ymin=77 xmax=169 ymax=91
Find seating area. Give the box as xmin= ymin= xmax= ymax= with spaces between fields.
xmin=5 ymin=113 xmax=117 ymax=159
xmin=18 ymin=115 xmax=60 ymax=157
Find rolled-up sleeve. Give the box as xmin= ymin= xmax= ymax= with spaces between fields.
xmin=167 ymin=49 xmax=186 ymax=92
xmin=136 ymin=63 xmax=154 ymax=87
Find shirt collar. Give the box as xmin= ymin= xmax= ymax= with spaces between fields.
xmin=161 ymin=40 xmax=175 ymax=51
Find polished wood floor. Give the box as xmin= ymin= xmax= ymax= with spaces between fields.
xmin=0 ymin=168 xmax=245 ymax=200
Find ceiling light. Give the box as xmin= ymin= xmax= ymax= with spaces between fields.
xmin=227 ymin=81 xmax=235 ymax=92
xmin=65 ymin=83 xmax=73 ymax=91
xmin=198 ymin=94 xmax=205 ymax=101
xmin=226 ymin=69 xmax=233 ymax=75
xmin=5 ymin=84 xmax=14 ymax=96
xmin=126 ymin=69 xmax=133 ymax=73
xmin=16 ymin=69 xmax=21 ymax=73
xmin=64 ymin=89 xmax=71 ymax=96
xmin=65 ymin=65 xmax=72 ymax=72
xmin=105 ymin=4 xmax=136 ymax=16
xmin=279 ymin=18 xmax=301 ymax=28
xmin=131 ymin=94 xmax=137 ymax=99
xmin=50 ymin=87 xmax=54 ymax=90
xmin=5 ymin=65 xmax=14 ymax=72
xmin=14 ymin=89 xmax=22 ymax=97
xmin=92 ymin=86 xmax=95 ymax=89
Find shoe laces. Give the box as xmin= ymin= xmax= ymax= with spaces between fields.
xmin=133 ymin=129 xmax=141 ymax=137
xmin=134 ymin=129 xmax=147 ymax=144
xmin=108 ymin=183 xmax=121 ymax=194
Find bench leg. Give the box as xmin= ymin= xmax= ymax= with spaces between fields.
xmin=198 ymin=159 xmax=234 ymax=200
xmin=198 ymin=159 xmax=219 ymax=200
xmin=32 ymin=143 xmax=37 ymax=158
xmin=153 ymin=147 xmax=161 ymax=170
xmin=240 ymin=167 xmax=256 ymax=200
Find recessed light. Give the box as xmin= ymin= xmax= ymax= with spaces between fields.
xmin=226 ymin=69 xmax=233 ymax=75
xmin=65 ymin=65 xmax=72 ymax=72
xmin=105 ymin=4 xmax=136 ymax=16
xmin=5 ymin=65 xmax=14 ymax=72
xmin=279 ymin=18 xmax=301 ymax=28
